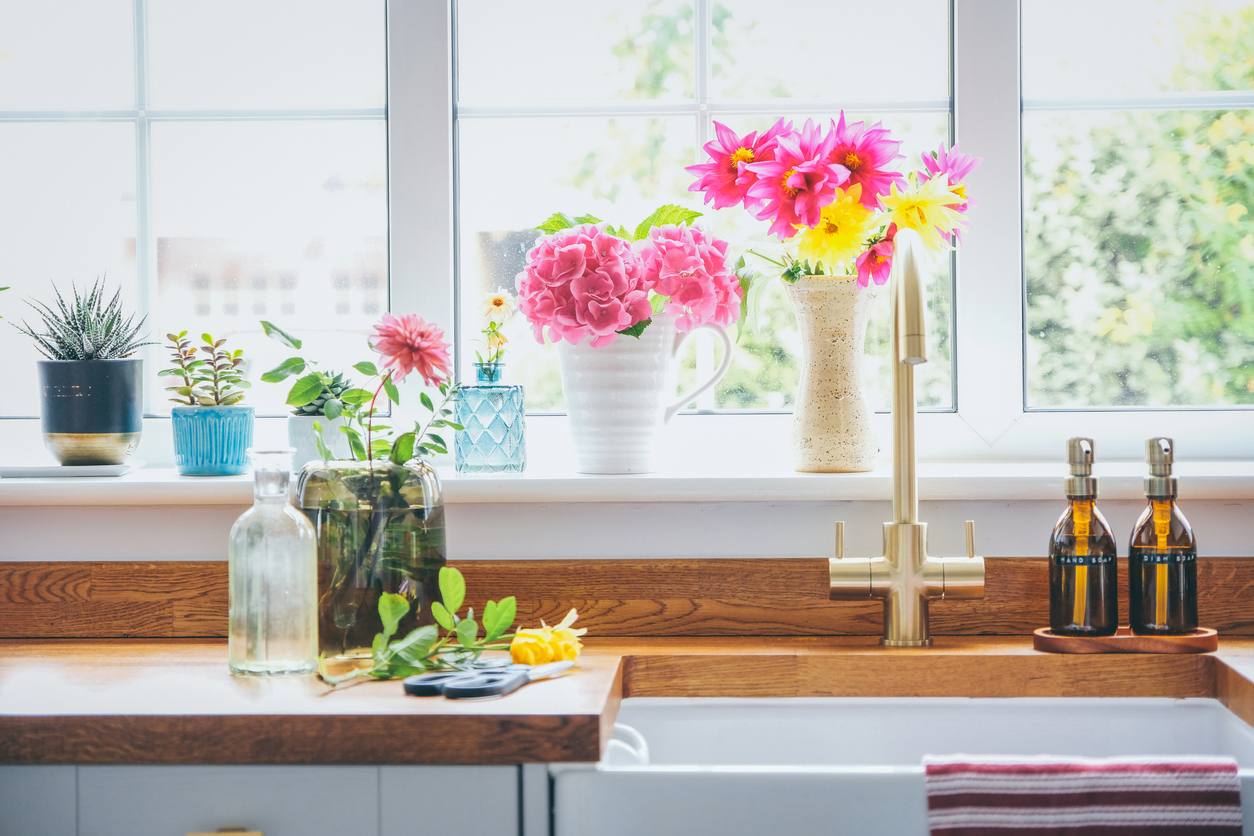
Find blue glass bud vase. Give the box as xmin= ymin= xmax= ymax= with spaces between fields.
xmin=455 ymin=363 xmax=526 ymax=473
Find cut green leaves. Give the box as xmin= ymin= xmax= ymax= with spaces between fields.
xmin=439 ymin=566 xmax=466 ymax=614
xmin=260 ymin=320 xmax=302 ymax=349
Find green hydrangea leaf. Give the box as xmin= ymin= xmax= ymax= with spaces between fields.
xmin=633 ymin=205 xmax=703 ymax=240
xmin=616 ymin=318 xmax=652 ymax=339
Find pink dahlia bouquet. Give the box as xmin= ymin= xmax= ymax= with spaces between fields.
xmin=516 ymin=206 xmax=744 ymax=346
xmin=687 ymin=113 xmax=981 ymax=287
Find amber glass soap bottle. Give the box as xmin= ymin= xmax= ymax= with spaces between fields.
xmin=1129 ymin=437 xmax=1198 ymax=635
xmin=1049 ymin=437 xmax=1118 ymax=636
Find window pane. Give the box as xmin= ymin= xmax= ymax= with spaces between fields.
xmin=458 ymin=115 xmax=697 ymax=411
xmin=150 ymin=120 xmax=388 ymax=416
xmin=711 ymin=0 xmax=949 ymax=103
xmin=1024 ymin=1 xmax=1254 ymax=408
xmin=0 ymin=123 xmax=138 ymax=417
xmin=147 ymin=0 xmax=386 ymax=109
xmin=1023 ymin=0 xmax=1253 ymax=99
xmin=0 ymin=0 xmax=133 ymax=110
xmin=1025 ymin=108 xmax=1254 ymax=407
xmin=456 ymin=0 xmax=694 ymax=105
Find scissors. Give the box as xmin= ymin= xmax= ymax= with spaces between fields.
xmin=403 ymin=660 xmax=575 ymax=699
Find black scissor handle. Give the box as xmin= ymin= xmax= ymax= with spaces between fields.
xmin=440 ymin=669 xmax=530 ymax=699
xmin=403 ymin=671 xmax=465 ymax=697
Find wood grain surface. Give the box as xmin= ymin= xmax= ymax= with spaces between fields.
xmin=2 ymin=557 xmax=1252 ymax=638
xmin=5 ymin=636 xmax=1254 ymax=764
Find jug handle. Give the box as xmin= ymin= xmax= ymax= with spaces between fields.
xmin=663 ymin=322 xmax=733 ymax=424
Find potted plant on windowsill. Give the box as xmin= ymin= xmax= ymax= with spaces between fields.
xmin=161 ymin=331 xmax=254 ymax=476
xmin=14 ymin=280 xmax=152 ymax=465
xmin=257 ymin=320 xmax=354 ymax=470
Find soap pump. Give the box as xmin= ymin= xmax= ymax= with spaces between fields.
xmin=1048 ymin=437 xmax=1118 ymax=636
xmin=1128 ymin=437 xmax=1198 ymax=635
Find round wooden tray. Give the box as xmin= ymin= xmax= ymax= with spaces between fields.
xmin=1032 ymin=626 xmax=1218 ymax=654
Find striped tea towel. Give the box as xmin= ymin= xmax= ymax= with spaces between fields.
xmin=924 ymin=755 xmax=1243 ymax=835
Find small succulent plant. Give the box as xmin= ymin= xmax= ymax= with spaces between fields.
xmin=14 ymin=279 xmax=153 ymax=360
xmin=160 ymin=331 xmax=251 ymax=406
xmin=292 ymin=371 xmax=353 ymax=417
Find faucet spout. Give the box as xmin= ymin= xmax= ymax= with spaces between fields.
xmin=828 ymin=228 xmax=985 ymax=646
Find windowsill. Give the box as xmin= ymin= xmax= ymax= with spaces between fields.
xmin=2 ymin=458 xmax=1253 ymax=507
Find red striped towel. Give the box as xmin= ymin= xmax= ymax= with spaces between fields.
xmin=924 ymin=755 xmax=1243 ymax=835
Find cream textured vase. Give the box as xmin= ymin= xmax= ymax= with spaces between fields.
xmin=784 ymin=276 xmax=880 ymax=472
xmin=557 ymin=311 xmax=732 ymax=474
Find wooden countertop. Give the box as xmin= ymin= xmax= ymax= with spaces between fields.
xmin=6 ymin=636 xmax=1254 ymax=765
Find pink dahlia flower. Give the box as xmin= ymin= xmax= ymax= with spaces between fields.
xmin=854 ymin=224 xmax=897 ymax=288
xmin=515 ymin=223 xmax=650 ymax=348
xmin=686 ymin=118 xmax=791 ymax=213
xmin=919 ymin=141 xmax=982 ymax=213
xmin=368 ymin=312 xmax=452 ymax=386
xmin=637 ymin=224 xmax=742 ymax=332
xmin=745 ymin=119 xmax=849 ymax=240
xmin=825 ymin=112 xmax=905 ymax=209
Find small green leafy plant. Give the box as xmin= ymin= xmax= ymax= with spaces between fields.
xmin=159 ymin=332 xmax=251 ymax=406
xmin=15 ymin=279 xmax=153 ymax=360
xmin=318 ymin=566 xmax=517 ymax=687
xmin=258 ymin=320 xmax=357 ymax=418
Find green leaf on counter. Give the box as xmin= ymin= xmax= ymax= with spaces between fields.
xmin=391 ymin=624 xmax=439 ymax=664
xmin=378 ymin=592 xmax=409 ymax=641
xmin=431 ymin=601 xmax=455 ymax=631
xmin=483 ymin=597 xmax=516 ymax=641
xmin=439 ymin=566 xmax=466 ymax=614
xmin=456 ymin=617 xmax=479 ymax=647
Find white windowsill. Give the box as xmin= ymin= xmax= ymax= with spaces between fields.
xmin=2 ymin=458 xmax=1253 ymax=507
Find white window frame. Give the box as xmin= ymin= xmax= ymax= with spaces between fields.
xmin=390 ymin=0 xmax=1254 ymax=465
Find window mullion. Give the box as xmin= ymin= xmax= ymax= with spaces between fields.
xmin=133 ymin=0 xmax=156 ymax=415
xmin=952 ymin=0 xmax=1024 ymax=447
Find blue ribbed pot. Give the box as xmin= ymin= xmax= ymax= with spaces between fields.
xmin=172 ymin=405 xmax=255 ymax=476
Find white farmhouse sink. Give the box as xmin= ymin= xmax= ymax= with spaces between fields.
xmin=552 ymin=697 xmax=1254 ymax=836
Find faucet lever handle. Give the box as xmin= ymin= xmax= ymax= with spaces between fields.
xmin=835 ymin=521 xmax=845 ymax=560
xmin=965 ymin=520 xmax=976 ymax=559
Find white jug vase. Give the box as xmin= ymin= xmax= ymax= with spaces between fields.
xmin=556 ymin=312 xmax=733 ymax=474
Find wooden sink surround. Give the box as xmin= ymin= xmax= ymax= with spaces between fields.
xmin=3 ymin=557 xmax=1254 ymax=765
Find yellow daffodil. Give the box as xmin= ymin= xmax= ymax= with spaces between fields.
xmin=794 ymin=184 xmax=878 ymax=271
xmin=880 ymin=175 xmax=965 ymax=253
xmin=510 ymin=609 xmax=587 ymax=665
xmin=483 ymin=290 xmax=516 ymax=324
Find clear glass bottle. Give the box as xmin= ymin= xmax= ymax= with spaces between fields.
xmin=1129 ymin=437 xmax=1198 ymax=635
xmin=455 ymin=362 xmax=526 ymax=473
xmin=1049 ymin=437 xmax=1119 ymax=636
xmin=228 ymin=448 xmax=318 ymax=676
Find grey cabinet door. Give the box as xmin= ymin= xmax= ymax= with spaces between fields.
xmin=0 ymin=765 xmax=77 ymax=836
xmin=380 ymin=766 xmax=518 ymax=836
xmin=78 ymin=766 xmax=378 ymax=836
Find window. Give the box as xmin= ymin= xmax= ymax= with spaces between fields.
xmin=453 ymin=0 xmax=956 ymax=414
xmin=1022 ymin=0 xmax=1254 ymax=409
xmin=0 ymin=0 xmax=387 ymax=418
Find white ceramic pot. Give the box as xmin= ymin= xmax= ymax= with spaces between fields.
xmin=783 ymin=276 xmax=880 ymax=473
xmin=556 ymin=312 xmax=733 ymax=474
xmin=287 ymin=414 xmax=351 ymax=472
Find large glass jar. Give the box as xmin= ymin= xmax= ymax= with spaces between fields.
xmin=296 ymin=458 xmax=445 ymax=672
xmin=228 ymin=448 xmax=318 ymax=676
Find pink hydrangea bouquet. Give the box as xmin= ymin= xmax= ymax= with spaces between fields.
xmin=687 ymin=113 xmax=981 ymax=287
xmin=515 ymin=206 xmax=743 ymax=347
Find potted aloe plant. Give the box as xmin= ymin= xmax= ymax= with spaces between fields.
xmin=258 ymin=320 xmax=353 ymax=470
xmin=160 ymin=331 xmax=253 ymax=476
xmin=14 ymin=280 xmax=152 ymax=465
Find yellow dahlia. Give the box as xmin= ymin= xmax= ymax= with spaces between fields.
xmin=880 ymin=175 xmax=965 ymax=253
xmin=794 ymin=184 xmax=878 ymax=271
